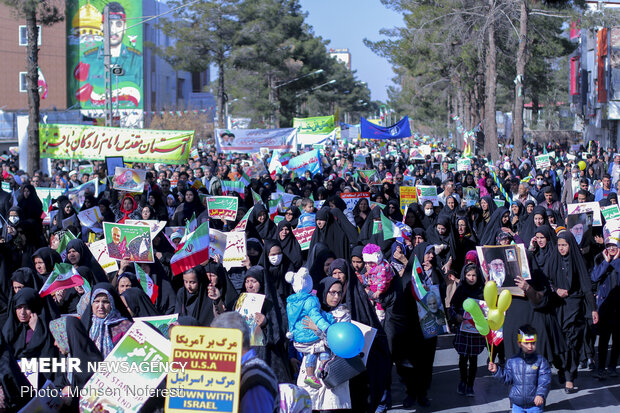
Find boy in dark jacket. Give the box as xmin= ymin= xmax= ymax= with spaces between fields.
xmin=488 ymin=324 xmax=551 ymax=412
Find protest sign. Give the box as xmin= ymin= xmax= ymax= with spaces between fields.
xmin=223 ymin=231 xmax=246 ymax=270
xmin=167 ymin=326 xmax=242 ymax=413
xmin=106 ymin=156 xmax=124 ymax=175
xmin=417 ymin=285 xmax=449 ymax=339
xmin=103 ymin=222 xmax=153 ymax=263
xmin=288 ymin=149 xmax=321 ymax=176
xmin=78 ymin=206 xmax=103 ymax=232
xmin=399 ymin=186 xmax=417 ymax=213
xmin=235 ymin=293 xmax=266 ymax=346
xmin=125 ymin=219 xmax=167 ymax=238
xmin=112 ymin=167 xmax=147 ymax=193
xmin=567 ymin=202 xmax=602 ymax=226
xmin=340 ymin=192 xmax=370 ymax=212
xmin=602 ymin=205 xmax=620 ymax=221
xmin=293 ymin=226 xmax=316 ymax=250
xmin=135 ymin=314 xmax=179 ymax=339
xmin=494 ymin=199 xmax=506 ymax=208
xmin=207 ymin=228 xmax=228 ymax=262
xmin=215 ymin=127 xmax=296 ymax=153
xmin=457 ymin=158 xmax=472 ymax=172
xmin=207 ymin=196 xmax=239 ymax=221
xmin=416 ymin=185 xmax=439 ymax=206
xmin=567 ymin=210 xmax=595 ymax=246
xmin=79 ymin=321 xmax=170 ymax=413
xmin=535 ymin=154 xmax=551 ymax=170
xmin=352 ymin=154 xmax=366 ymax=169
xmin=40 ymin=123 xmax=194 ymax=164
xmin=79 ymin=164 xmax=94 ymax=175
xmin=463 ymin=187 xmax=480 ymax=207
xmin=477 ymin=244 xmax=531 ymax=296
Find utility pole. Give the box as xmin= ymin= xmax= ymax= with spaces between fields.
xmin=103 ymin=5 xmax=113 ymax=127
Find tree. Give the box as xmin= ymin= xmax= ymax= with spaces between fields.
xmin=2 ymin=0 xmax=63 ymax=175
xmin=157 ymin=0 xmax=240 ymax=128
xmin=483 ymin=0 xmax=498 ymax=161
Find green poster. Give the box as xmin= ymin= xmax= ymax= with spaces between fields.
xmin=602 ymin=205 xmax=620 ymax=221
xmin=207 ymin=196 xmax=239 ymax=221
xmin=103 ymin=222 xmax=153 ymax=262
xmin=67 ymin=1 xmax=143 ymax=111
xmin=293 ymin=115 xmax=335 ymax=134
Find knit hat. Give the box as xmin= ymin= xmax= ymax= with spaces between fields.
xmin=362 ymin=244 xmax=382 ymax=263
xmin=285 ymin=267 xmax=312 ymax=294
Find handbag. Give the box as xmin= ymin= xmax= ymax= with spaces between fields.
xmin=319 ymin=354 xmax=366 ymax=389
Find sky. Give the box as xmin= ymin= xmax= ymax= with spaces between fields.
xmin=299 ymin=0 xmax=404 ymax=103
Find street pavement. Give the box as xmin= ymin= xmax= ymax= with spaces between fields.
xmin=388 ymin=335 xmax=620 ymax=412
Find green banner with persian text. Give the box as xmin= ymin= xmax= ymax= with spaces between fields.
xmin=39 ymin=123 xmax=194 ymax=164
xmin=293 ymin=115 xmax=335 ymax=134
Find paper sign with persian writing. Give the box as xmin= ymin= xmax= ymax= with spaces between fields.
xmin=535 ymin=154 xmax=551 ymax=170
xmin=567 ymin=202 xmax=602 ymax=226
xmin=88 ymin=239 xmax=119 ymax=273
xmin=103 ymin=222 xmax=154 ymax=263
xmin=416 ymin=185 xmax=439 ymax=206
xmin=340 ymin=192 xmax=370 ymax=212
xmin=399 ymin=186 xmax=417 ymax=213
xmin=223 ymin=231 xmax=246 ymax=270
xmin=80 ymin=321 xmax=170 ymax=413
xmin=40 ymin=124 xmax=194 ymax=164
xmin=457 ymin=158 xmax=472 ymax=172
xmin=602 ymin=205 xmax=620 ymax=221
xmin=166 ymin=326 xmax=242 ymax=413
xmin=126 ymin=219 xmax=167 ymax=238
xmin=207 ymin=197 xmax=239 ymax=221
xmin=293 ymin=226 xmax=315 ymax=250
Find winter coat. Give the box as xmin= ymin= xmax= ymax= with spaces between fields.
xmin=286 ymin=292 xmax=332 ymax=344
xmin=493 ymin=351 xmax=551 ymax=409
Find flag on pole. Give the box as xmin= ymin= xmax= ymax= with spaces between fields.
xmin=170 ymin=222 xmax=211 ymax=275
xmin=276 ymin=183 xmax=285 ymax=193
xmin=251 ymin=189 xmax=262 ymax=204
xmin=55 ymin=231 xmax=76 ymax=260
xmin=410 ymin=254 xmax=428 ymax=301
xmin=39 ymin=263 xmax=85 ymax=297
xmin=239 ymin=170 xmax=251 ymax=186
xmin=222 ymin=180 xmax=245 ymax=197
xmin=134 ymin=263 xmax=159 ymax=304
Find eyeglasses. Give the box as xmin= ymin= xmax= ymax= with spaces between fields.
xmin=327 ymin=290 xmax=342 ymax=296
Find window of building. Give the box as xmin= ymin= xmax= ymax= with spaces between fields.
xmin=19 ymin=26 xmax=42 ymax=46
xmin=19 ymin=72 xmax=27 ymax=92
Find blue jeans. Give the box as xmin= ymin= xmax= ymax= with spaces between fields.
xmin=305 ymin=351 xmax=330 ymax=368
xmin=512 ymin=405 xmax=543 ymax=413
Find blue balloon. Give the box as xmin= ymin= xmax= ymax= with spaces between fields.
xmin=326 ymin=322 xmax=364 ymax=358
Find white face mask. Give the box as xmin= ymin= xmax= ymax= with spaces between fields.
xmin=572 ymin=172 xmax=579 ymax=179
xmin=8 ymin=216 xmax=19 ymax=225
xmin=424 ymin=209 xmax=433 ymax=217
xmin=269 ymin=254 xmax=283 ymax=266
xmin=536 ymin=179 xmax=544 ymax=186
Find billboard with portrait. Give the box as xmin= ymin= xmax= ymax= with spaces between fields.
xmin=67 ymin=1 xmax=143 ymax=111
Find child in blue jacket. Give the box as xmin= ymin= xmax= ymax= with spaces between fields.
xmin=488 ymin=324 xmax=551 ymax=412
xmin=285 ymin=267 xmax=332 ymax=389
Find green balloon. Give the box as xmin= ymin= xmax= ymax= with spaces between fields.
xmin=463 ymin=298 xmax=490 ymax=336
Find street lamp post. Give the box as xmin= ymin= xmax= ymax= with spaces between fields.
xmin=270 ymin=69 xmax=324 ymax=128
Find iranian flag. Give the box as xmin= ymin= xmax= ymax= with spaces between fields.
xmin=410 ymin=254 xmax=428 ymax=301
xmin=170 ymin=222 xmax=210 ymax=275
xmin=239 ymin=170 xmax=251 ymax=186
xmin=55 ymin=230 xmax=76 ymax=260
xmin=381 ymin=212 xmax=411 ymax=240
xmin=134 ymin=263 xmax=159 ymax=304
xmin=40 ymin=263 xmax=85 ymax=297
xmin=251 ymin=189 xmax=262 ymax=204
xmin=234 ymin=207 xmax=253 ymax=232
xmin=222 ymin=180 xmax=245 ymax=197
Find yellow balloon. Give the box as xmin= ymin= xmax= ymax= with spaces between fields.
xmin=578 ymin=160 xmax=586 ymax=171
xmin=497 ymin=289 xmax=513 ymax=312
xmin=484 ymin=281 xmax=498 ymax=310
xmin=488 ymin=309 xmax=505 ymax=331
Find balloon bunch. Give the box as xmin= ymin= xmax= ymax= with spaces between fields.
xmin=462 ymin=281 xmax=512 ymax=360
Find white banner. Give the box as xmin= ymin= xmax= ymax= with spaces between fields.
xmin=215 ymin=128 xmax=297 ymax=153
